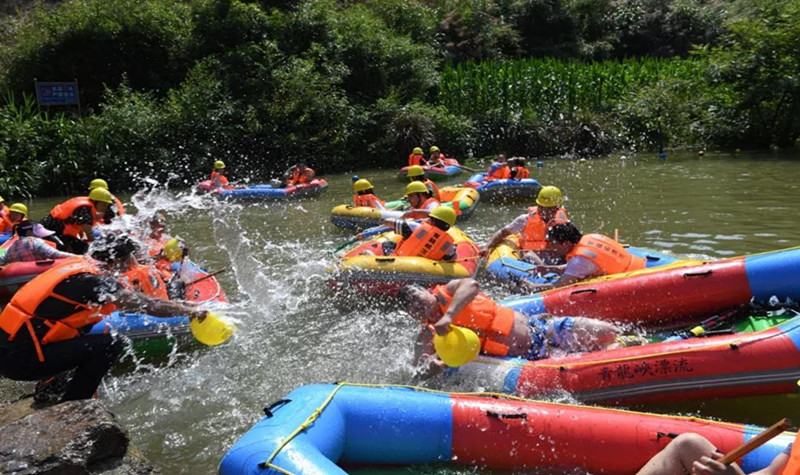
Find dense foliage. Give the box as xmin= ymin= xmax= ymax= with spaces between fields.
xmin=0 ymin=0 xmax=798 ymax=196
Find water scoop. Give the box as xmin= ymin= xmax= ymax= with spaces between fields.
xmin=190 ymin=312 xmax=235 ymax=346
xmin=432 ymin=325 xmax=481 ymax=367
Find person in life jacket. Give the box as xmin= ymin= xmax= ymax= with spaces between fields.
xmin=40 ymin=187 xmax=114 ymax=255
xmin=408 ymin=147 xmax=428 ymax=167
xmin=381 ymin=206 xmax=458 ymax=261
xmin=0 ymin=202 xmax=28 ymax=234
xmin=0 ymin=232 xmax=208 ymax=403
xmin=284 ymin=163 xmax=316 ymax=187
xmin=636 ymin=430 xmax=798 ymax=475
xmin=400 ymin=181 xmax=441 ymax=220
xmin=0 ymin=220 xmax=77 ymax=266
xmin=484 ymin=154 xmax=511 ymax=181
xmin=427 ymin=146 xmax=446 ymax=168
xmin=407 ymin=165 xmax=441 ymax=201
xmin=509 ymin=157 xmax=530 ymax=179
xmin=352 ymin=179 xmax=386 ymax=209
xmin=399 ymin=278 xmax=620 ymax=374
xmin=529 ymin=222 xmax=648 ymax=289
xmin=482 ymin=185 xmax=570 ymax=265
xmin=210 ymin=160 xmax=234 ymax=190
xmin=88 ymin=178 xmax=125 ymax=224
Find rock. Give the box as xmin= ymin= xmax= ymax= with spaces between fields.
xmin=0 ymin=398 xmax=156 ymax=474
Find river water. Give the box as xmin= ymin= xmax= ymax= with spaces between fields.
xmin=16 ymin=151 xmax=800 ymax=473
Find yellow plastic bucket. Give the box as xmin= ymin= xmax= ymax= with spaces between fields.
xmin=190 ymin=312 xmax=235 ymax=346
xmin=433 ymin=325 xmax=481 ymax=367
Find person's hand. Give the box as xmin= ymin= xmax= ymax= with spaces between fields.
xmin=691 ymin=452 xmax=745 ymax=475
xmin=479 ymin=247 xmax=489 ymax=258
xmin=190 ymin=309 xmax=208 ymax=322
xmin=433 ymin=316 xmax=452 ymax=336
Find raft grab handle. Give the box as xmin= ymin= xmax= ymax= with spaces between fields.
xmin=263 ymin=399 xmax=292 ymax=418
xmin=683 ymin=270 xmax=713 ymax=278
xmin=570 ymin=288 xmax=597 ymax=295
xmin=487 ymin=411 xmax=527 ymax=420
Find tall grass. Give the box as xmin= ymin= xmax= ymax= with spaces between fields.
xmin=439 ymin=58 xmax=708 ymax=120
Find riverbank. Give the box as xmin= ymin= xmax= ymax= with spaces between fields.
xmin=0 ymin=379 xmax=157 ymax=474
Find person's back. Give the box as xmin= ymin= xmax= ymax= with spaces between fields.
xmin=352 ymin=179 xmax=385 ymax=209
xmin=391 ymin=206 xmax=457 ymax=261
xmin=485 ymin=156 xmax=511 ymax=181
xmin=408 ymin=147 xmax=427 ymax=167
xmin=567 ymin=233 xmax=646 ymax=278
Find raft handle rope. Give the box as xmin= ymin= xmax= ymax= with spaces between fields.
xmin=657 ymin=432 xmax=679 ymax=440
xmin=263 ymin=399 xmax=292 ymax=418
xmin=256 ymin=381 xmax=758 ymax=474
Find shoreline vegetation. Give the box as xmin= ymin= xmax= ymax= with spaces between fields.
xmin=1 ymin=0 xmax=799 ymax=197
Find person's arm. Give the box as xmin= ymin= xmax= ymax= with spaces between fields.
xmin=34 ymin=239 xmax=78 ymax=260
xmin=483 ymin=228 xmax=512 ymax=256
xmin=412 ymin=328 xmax=444 ymax=378
xmin=550 ymin=256 xmax=599 ymax=288
xmin=114 ymin=289 xmax=207 ymax=320
xmin=433 ymin=278 xmax=480 ymax=335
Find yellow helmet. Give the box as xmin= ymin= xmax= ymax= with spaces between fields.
xmin=88 ymin=178 xmax=109 ymax=190
xmin=405 ymin=181 xmax=429 ymax=196
xmin=412 ymin=147 xmax=423 ymax=155
xmin=0 ymin=195 xmax=5 ymax=202
xmin=429 ymin=146 xmax=440 ymax=153
xmin=536 ymin=186 xmax=564 ymax=207
xmin=9 ymin=203 xmax=28 ymax=216
xmin=214 ymin=160 xmax=226 ymax=170
xmin=407 ymin=165 xmax=425 ymax=178
xmin=164 ymin=238 xmax=187 ymax=262
xmin=88 ymin=187 xmax=113 ymax=204
xmin=353 ymin=179 xmax=373 ymax=192
xmin=429 ymin=206 xmax=456 ymax=226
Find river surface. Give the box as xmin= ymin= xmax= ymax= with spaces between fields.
xmin=16 ymin=151 xmax=800 ymax=473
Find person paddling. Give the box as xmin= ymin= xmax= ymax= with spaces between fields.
xmin=40 ymin=187 xmax=115 ymax=254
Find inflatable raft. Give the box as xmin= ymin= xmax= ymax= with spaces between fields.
xmin=499 ymin=247 xmax=800 ymax=329
xmin=463 ymin=173 xmax=541 ymax=200
xmin=88 ymin=259 xmax=228 ymax=358
xmin=197 ymin=179 xmax=328 ymax=200
xmin=450 ymin=310 xmax=800 ymax=405
xmin=0 ymin=232 xmax=10 ymax=245
xmin=330 ymin=227 xmax=480 ymax=295
xmin=486 ymin=235 xmax=684 ymax=288
xmin=0 ymin=258 xmax=74 ymax=300
xmin=398 ymin=158 xmax=464 ymax=181
xmin=220 ymin=383 xmax=794 ymax=474
xmin=330 ymin=186 xmax=480 ymax=231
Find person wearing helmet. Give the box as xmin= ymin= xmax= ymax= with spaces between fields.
xmin=40 ymin=188 xmax=114 ymax=254
xmin=381 ymin=205 xmax=458 ymax=261
xmin=399 ymin=278 xmax=620 ymax=375
xmin=210 ymin=160 xmax=234 ymax=190
xmin=527 ymin=223 xmax=648 ymax=289
xmin=0 ymin=232 xmax=209 ymax=404
xmin=427 ymin=146 xmax=446 ymax=168
xmin=352 ymin=179 xmax=386 ymax=209
xmin=509 ymin=157 xmax=530 ymax=179
xmin=406 ymin=165 xmax=441 ymax=201
xmin=408 ymin=147 xmax=428 ymax=167
xmin=483 ymin=185 xmax=571 ymax=264
xmin=0 ymin=202 xmax=28 ymax=234
xmin=401 ymin=181 xmax=441 ymax=220
xmin=484 ymin=154 xmax=511 ymax=181
xmin=88 ymin=178 xmax=125 ymax=223
xmin=284 ymin=162 xmax=316 ymax=187
xmin=0 ymin=220 xmax=77 ymax=266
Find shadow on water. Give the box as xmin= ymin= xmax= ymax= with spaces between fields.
xmin=25 ymin=151 xmax=798 ymax=473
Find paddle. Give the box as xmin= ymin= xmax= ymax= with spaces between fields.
xmin=718 ymin=418 xmax=792 ymax=465
xmin=453 ymin=163 xmax=477 ymax=173
xmin=186 ymin=267 xmax=228 ymax=286
xmin=190 ymin=312 xmax=235 ymax=346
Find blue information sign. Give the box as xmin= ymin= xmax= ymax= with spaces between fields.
xmin=35 ymin=81 xmax=80 ymax=106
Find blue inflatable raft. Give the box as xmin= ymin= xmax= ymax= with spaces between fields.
xmin=463 ymin=173 xmax=541 ymax=200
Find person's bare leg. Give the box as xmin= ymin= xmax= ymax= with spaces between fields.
xmin=636 ymin=433 xmax=718 ymax=475
xmin=568 ymin=317 xmax=621 ymax=351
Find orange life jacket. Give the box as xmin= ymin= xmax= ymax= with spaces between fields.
xmin=519 ymin=206 xmax=570 ymax=251
xmin=423 ymin=179 xmax=441 ymax=201
xmin=486 ymin=164 xmax=511 ymax=181
xmin=513 ymin=167 xmax=530 ymax=179
xmin=433 ymin=285 xmax=515 ymax=356
xmin=353 ymin=193 xmax=385 ymax=208
xmin=120 ymin=264 xmax=169 ymax=299
xmin=210 ymin=171 xmax=230 ymax=189
xmin=48 ymin=197 xmax=100 ymax=238
xmin=394 ymin=221 xmax=455 ymax=261
xmin=567 ymin=233 xmax=646 ymax=276
xmin=408 ymin=154 xmax=427 ymax=167
xmin=289 ymin=167 xmax=315 ymax=185
xmin=0 ymin=259 xmax=115 ymax=362
xmin=144 ymin=234 xmax=171 ymax=258
xmin=0 ymin=216 xmax=12 ymax=234
xmin=782 ymin=432 xmax=800 ymax=475
xmin=112 ymin=194 xmax=125 ymax=217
